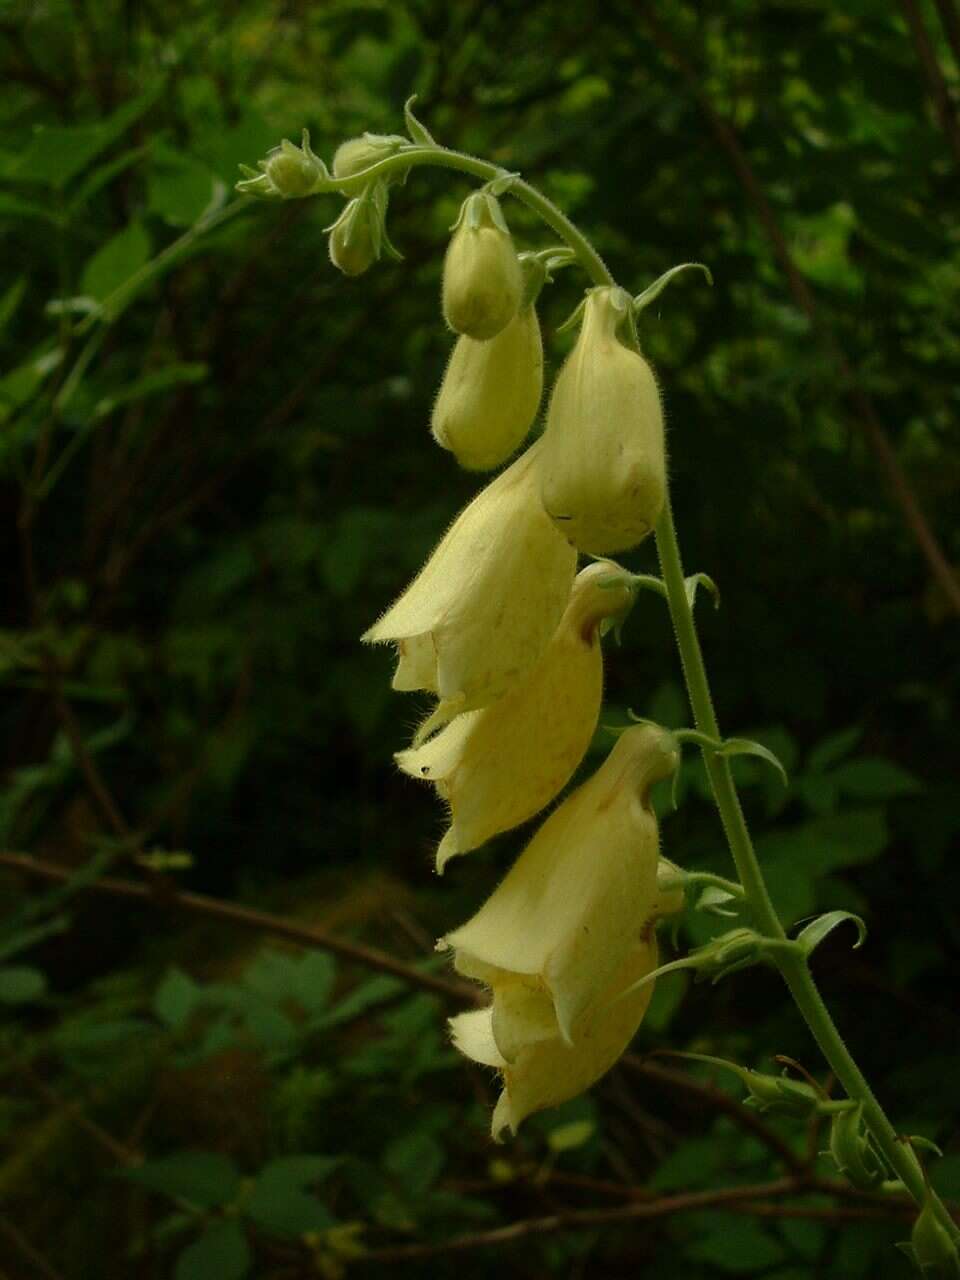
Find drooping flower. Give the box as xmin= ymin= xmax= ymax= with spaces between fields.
xmin=540 ymin=286 xmax=666 ymax=554
xmin=442 ymin=191 xmax=523 ymax=340
xmin=450 ymin=935 xmax=659 ymax=1140
xmin=431 ymin=301 xmax=543 ymax=471
xmin=362 ymin=441 xmax=577 ymax=721
xmin=395 ymin=561 xmax=635 ymax=873
xmin=440 ymin=723 xmax=678 ymax=1053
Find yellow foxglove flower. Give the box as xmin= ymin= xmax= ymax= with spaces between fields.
xmin=442 ymin=192 xmax=523 ymax=340
xmin=540 ymin=286 xmax=665 ymax=554
xmin=431 ymin=303 xmax=543 ymax=471
xmin=450 ymin=936 xmax=659 ymax=1140
xmin=441 ymin=724 xmax=677 ymax=1052
xmin=396 ymin=561 xmax=635 ymax=873
xmin=362 ymin=441 xmax=577 ymax=720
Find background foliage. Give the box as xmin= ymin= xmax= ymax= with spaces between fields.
xmin=1 ymin=1 xmax=958 ymax=1276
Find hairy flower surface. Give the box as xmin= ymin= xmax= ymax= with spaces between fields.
xmin=362 ymin=441 xmax=576 ymax=721
xmin=431 ymin=303 xmax=543 ymax=471
xmin=442 ymin=192 xmax=523 ymax=340
xmin=451 ymin=936 xmax=659 ymax=1139
xmin=540 ymin=286 xmax=665 ymax=554
xmin=441 ymin=724 xmax=678 ymax=1053
xmin=396 ymin=561 xmax=635 ymax=872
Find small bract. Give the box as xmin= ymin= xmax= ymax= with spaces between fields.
xmin=362 ymin=441 xmax=577 ymax=722
xmin=396 ymin=561 xmax=635 ymax=872
xmin=540 ymin=286 xmax=666 ymax=554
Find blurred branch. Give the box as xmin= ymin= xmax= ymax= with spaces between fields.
xmin=899 ymin=0 xmax=960 ymax=166
xmin=622 ymin=1055 xmax=807 ymax=1176
xmin=0 ymin=850 xmax=476 ymax=1004
xmin=640 ymin=6 xmax=960 ymax=615
xmin=360 ymin=1176 xmax=911 ymax=1263
xmin=0 ymin=1217 xmax=65 ymax=1280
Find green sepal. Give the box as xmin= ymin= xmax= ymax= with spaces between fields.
xmin=403 ymin=95 xmax=437 ymax=147
xmin=633 ymin=261 xmax=713 ymax=315
xmin=485 ymin=171 xmax=521 ymax=199
xmin=685 ymin=572 xmax=720 ymax=609
xmin=695 ymin=885 xmax=740 ymax=918
xmin=670 ymin=729 xmax=789 ymax=789
xmin=795 ymin=910 xmax=867 ymax=956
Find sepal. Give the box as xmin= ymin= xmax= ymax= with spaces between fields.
xmin=403 ymin=95 xmax=438 ymax=147
xmin=633 ymin=262 xmax=713 ymax=315
xmin=794 ymin=910 xmax=867 ymax=957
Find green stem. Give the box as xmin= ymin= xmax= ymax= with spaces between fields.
xmin=654 ymin=495 xmax=956 ymax=1237
xmin=269 ymin=138 xmax=959 ymax=1236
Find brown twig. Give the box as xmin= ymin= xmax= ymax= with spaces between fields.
xmin=0 ymin=850 xmax=476 ymax=1004
xmin=899 ymin=0 xmax=960 ymax=166
xmin=0 ymin=1217 xmax=66 ymax=1280
xmin=639 ymin=6 xmax=960 ymax=615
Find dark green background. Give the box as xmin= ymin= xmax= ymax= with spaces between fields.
xmin=1 ymin=2 xmax=958 ymax=1276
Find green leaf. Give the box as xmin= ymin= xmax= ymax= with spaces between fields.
xmin=689 ymin=1218 xmax=787 ymax=1271
xmin=125 ymin=1151 xmax=241 ymax=1208
xmin=684 ymin=572 xmax=721 ymax=609
xmin=716 ymin=737 xmax=788 ymax=788
xmin=81 ymin=221 xmax=152 ymax=302
xmin=807 ymin=726 xmax=862 ymax=773
xmin=0 ymin=916 xmax=69 ymax=964
xmin=153 ymin=968 xmax=200 ymax=1031
xmin=795 ymin=910 xmax=867 ymax=956
xmin=94 ymin=363 xmax=208 ymax=417
xmin=13 ymin=91 xmax=158 ymax=188
xmin=404 ymin=95 xmax=437 ymax=146
xmin=175 ymin=1222 xmax=250 ymax=1280
xmin=147 ymin=145 xmax=219 ymax=227
xmin=245 ymin=1156 xmax=339 ymax=1238
xmin=0 ymin=277 xmax=26 ymax=334
xmin=0 ymin=966 xmax=47 ymax=1003
xmin=547 ymin=1120 xmax=595 ymax=1153
xmin=383 ymin=1132 xmax=444 ymax=1196
xmin=830 ymin=757 xmax=920 ymax=799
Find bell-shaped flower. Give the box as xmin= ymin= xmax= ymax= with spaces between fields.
xmin=431 ymin=301 xmax=543 ymax=471
xmin=442 ymin=192 xmax=523 ymax=340
xmin=362 ymin=441 xmax=577 ymax=721
xmin=396 ymin=561 xmax=635 ymax=873
xmin=540 ymin=286 xmax=665 ymax=554
xmin=440 ymin=723 xmax=678 ymax=1053
xmin=451 ymin=935 xmax=659 ymax=1139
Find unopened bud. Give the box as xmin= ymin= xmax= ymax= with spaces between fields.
xmin=431 ymin=303 xmax=543 ymax=470
xmin=332 ymin=133 xmax=405 ymax=186
xmin=912 ymin=1196 xmax=960 ymax=1277
xmin=828 ymin=1103 xmax=886 ymax=1190
xmin=328 ymin=198 xmax=377 ymax=276
xmin=540 ymin=286 xmax=666 ymax=554
xmin=264 ymin=138 xmax=322 ymax=197
xmin=442 ymin=192 xmax=523 ymax=340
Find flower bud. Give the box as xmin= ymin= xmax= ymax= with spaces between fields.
xmin=327 ymin=195 xmax=378 ymax=277
xmin=362 ymin=441 xmax=577 ymax=719
xmin=332 ymin=133 xmax=405 ymax=186
xmin=442 ymin=192 xmax=523 ymax=340
xmin=451 ymin=937 xmax=659 ymax=1139
xmin=431 ymin=301 xmax=543 ymax=471
xmin=396 ymin=561 xmax=635 ymax=872
xmin=441 ymin=724 xmax=678 ymax=1055
xmin=540 ymin=286 xmax=666 ymax=554
xmin=912 ymin=1196 xmax=960 ymax=1277
xmin=263 ymin=137 xmax=324 ymax=196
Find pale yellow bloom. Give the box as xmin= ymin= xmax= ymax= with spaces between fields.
xmin=431 ymin=304 xmax=543 ymax=471
xmin=396 ymin=561 xmax=635 ymax=873
xmin=442 ymin=192 xmax=523 ymax=340
xmin=441 ymin=724 xmax=677 ymax=1050
xmin=362 ymin=441 xmax=577 ymax=720
xmin=540 ymin=286 xmax=665 ymax=554
xmin=450 ymin=936 xmax=659 ymax=1139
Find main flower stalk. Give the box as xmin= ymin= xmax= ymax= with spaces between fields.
xmin=243 ymin=131 xmax=957 ymax=1237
